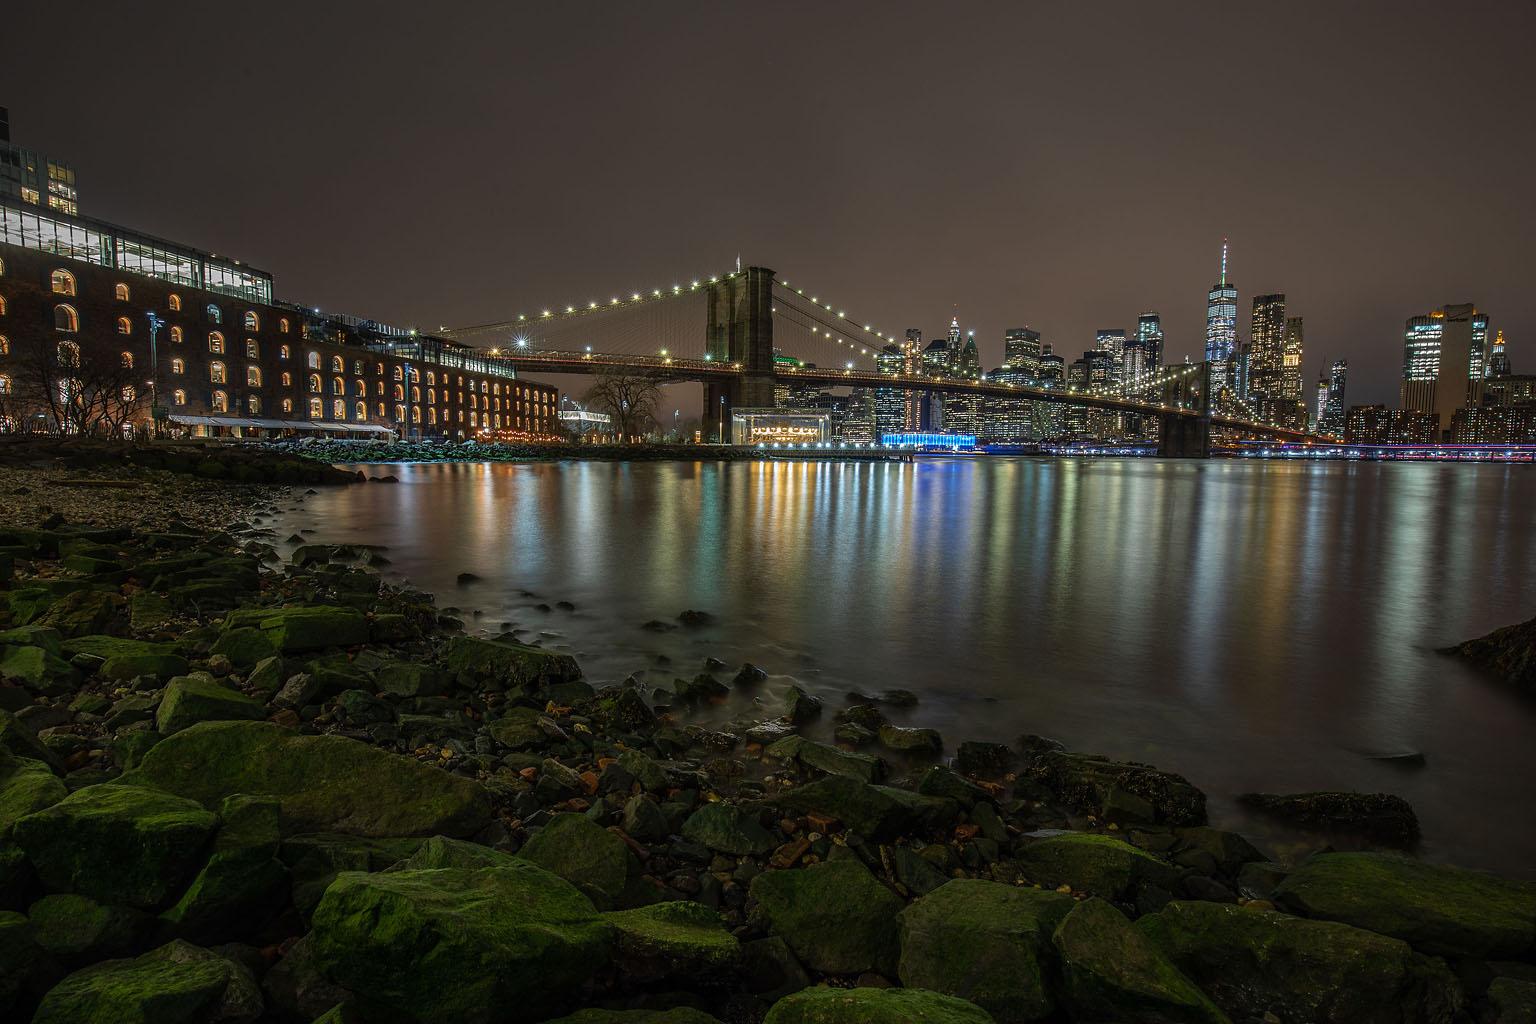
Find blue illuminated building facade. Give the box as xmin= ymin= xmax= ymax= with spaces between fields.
xmin=882 ymin=431 xmax=977 ymax=448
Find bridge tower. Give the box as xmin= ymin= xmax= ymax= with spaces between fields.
xmin=704 ymin=266 xmax=776 ymax=441
xmin=1157 ymin=361 xmax=1212 ymax=458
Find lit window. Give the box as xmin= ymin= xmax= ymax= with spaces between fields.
xmin=332 ymin=376 xmax=344 ymax=395
xmin=247 ymin=394 xmax=261 ymax=415
xmin=209 ymin=362 xmax=226 ymax=384
xmin=247 ymin=365 xmax=262 ymax=387
xmin=117 ymin=317 xmax=132 ymax=336
xmin=332 ymin=399 xmax=345 ymax=419
xmin=244 ymin=311 xmax=260 ymax=331
xmin=428 ymin=407 xmax=437 ymax=425
xmin=280 ymin=372 xmax=292 ymax=387
xmin=170 ymin=326 xmax=183 ymax=344
xmin=353 ymin=379 xmax=365 ymax=397
xmin=355 ymin=401 xmax=367 ymax=421
xmin=279 ymin=345 xmax=290 ymax=360
xmin=393 ymin=384 xmax=404 ymax=401
xmin=212 ymin=390 xmax=228 ymax=412
xmin=375 ymin=381 xmax=383 ymax=396
xmin=206 ymin=304 xmax=222 ymax=324
xmin=54 ymin=304 xmax=79 ymax=332
xmin=0 ymin=374 xmax=12 ymax=395
xmin=50 ymin=269 xmax=76 ymax=296
xmin=171 ymin=358 xmax=185 ymax=374
xmin=281 ymin=397 xmax=293 ymax=413
xmin=0 ymin=295 xmax=6 ymax=315
xmin=412 ymin=406 xmax=421 ymax=423
xmin=57 ymin=341 xmax=79 ymax=366
xmin=309 ymin=397 xmax=323 ymax=418
xmin=412 ymin=386 xmax=421 ymax=403
xmin=279 ymin=318 xmax=290 ymax=334
xmin=427 ymin=388 xmax=435 ymax=404
xmin=307 ymin=351 xmax=320 ymax=369
xmin=114 ymin=283 xmax=130 ymax=301
xmin=308 ymin=374 xmax=321 ymax=393
xmin=0 ymin=257 xmax=5 ymax=276
xmin=352 ymin=360 xmax=364 ymax=375
xmin=173 ymin=389 xmax=187 ymax=406
xmin=376 ymin=402 xmax=385 ymax=417
xmin=331 ymin=355 xmax=344 ymax=372
xmin=242 ymin=339 xmax=257 ymax=359
xmin=209 ymin=332 xmax=225 ymax=354
xmin=426 ymin=372 xmax=435 ymax=386
xmin=121 ymin=351 xmax=134 ymax=369
xmin=168 ymin=294 xmax=182 ymax=312
xmin=0 ymin=336 xmax=7 ymax=356
xmin=375 ymin=363 xmax=384 ymax=376
xmin=393 ymin=366 xmax=403 ymax=381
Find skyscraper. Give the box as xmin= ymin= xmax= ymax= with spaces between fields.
xmin=1489 ymin=329 xmax=1511 ymax=378
xmin=1003 ymin=327 xmax=1042 ymax=372
xmin=1249 ymin=294 xmax=1286 ymax=401
xmin=0 ymin=106 xmax=80 ymax=216
xmin=1401 ymin=304 xmax=1490 ymax=436
xmin=1206 ymin=239 xmax=1238 ymax=390
xmin=955 ymin=330 xmax=981 ymax=379
xmin=1095 ymin=328 xmax=1127 ymax=384
xmin=945 ymin=313 xmax=962 ymax=373
xmin=1320 ymin=359 xmax=1348 ymax=436
xmin=1315 ymin=373 xmax=1329 ymax=431
xmin=1281 ymin=317 xmax=1304 ymax=402
xmin=1136 ymin=312 xmax=1164 ymax=371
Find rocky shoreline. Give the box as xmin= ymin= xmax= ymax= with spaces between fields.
xmin=1 ymin=449 xmax=1535 ymax=1024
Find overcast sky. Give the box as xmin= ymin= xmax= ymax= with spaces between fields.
xmin=7 ymin=1 xmax=1533 ymax=409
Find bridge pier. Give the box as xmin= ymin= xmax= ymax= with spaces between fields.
xmin=705 ymin=266 xmax=777 ymax=441
xmin=1155 ymin=362 xmax=1213 ymax=458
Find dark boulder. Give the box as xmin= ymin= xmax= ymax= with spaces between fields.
xmin=1239 ymin=791 xmax=1420 ymax=847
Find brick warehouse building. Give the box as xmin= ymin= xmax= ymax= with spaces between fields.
xmin=0 ymin=199 xmax=559 ymax=440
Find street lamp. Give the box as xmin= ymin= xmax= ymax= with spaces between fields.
xmin=145 ymin=311 xmax=164 ymax=438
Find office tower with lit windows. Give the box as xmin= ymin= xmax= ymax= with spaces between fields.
xmin=1094 ymin=328 xmax=1127 ymax=384
xmin=955 ymin=329 xmax=981 ymax=379
xmin=1489 ymin=329 xmax=1511 ymax=378
xmin=0 ymin=107 xmax=80 ymax=216
xmin=873 ymin=344 xmax=908 ymax=438
xmin=1206 ymin=239 xmax=1238 ymax=390
xmin=1315 ymin=373 xmax=1329 ymax=431
xmin=1281 ymin=317 xmax=1305 ymax=401
xmin=1133 ymin=312 xmax=1163 ymax=374
xmin=1249 ymin=293 xmax=1286 ymax=401
xmin=1401 ymin=303 xmax=1490 ymax=436
xmin=1003 ymin=327 xmax=1041 ymax=373
xmin=1320 ymin=358 xmax=1348 ymax=435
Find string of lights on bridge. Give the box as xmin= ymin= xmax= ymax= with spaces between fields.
xmin=439 ymin=269 xmax=743 ymax=338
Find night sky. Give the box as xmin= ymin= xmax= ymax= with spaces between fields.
xmin=6 ymin=1 xmax=1534 ymax=410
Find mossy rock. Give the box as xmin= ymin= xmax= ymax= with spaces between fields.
xmin=681 ymin=801 xmax=778 ymax=856
xmin=0 ymin=709 xmax=61 ymax=770
xmin=222 ymin=605 xmax=369 ymax=653
xmin=0 ymin=644 xmax=79 ymax=695
xmin=540 ymin=1010 xmax=722 ymax=1024
xmin=763 ymin=986 xmax=997 ymax=1023
xmin=0 ymin=752 xmax=67 ymax=834
xmin=1051 ymin=898 xmax=1229 ymax=1024
xmin=604 ymin=900 xmax=740 ymax=985
xmin=520 ymin=812 xmax=653 ymax=910
xmin=485 ymin=706 xmax=549 ymax=750
xmin=31 ymin=938 xmax=261 ymax=1024
xmin=775 ymin=774 xmax=959 ymax=842
xmin=28 ymin=893 xmax=150 ymax=965
xmin=279 ymin=832 xmax=425 ymax=917
xmin=158 ymin=845 xmax=289 ymax=944
xmin=124 ymin=721 xmax=492 ymax=838
xmin=441 ymin=635 xmax=583 ymax=690
xmin=1273 ymin=851 xmax=1536 ymax=960
xmin=375 ymin=660 xmax=450 ymax=698
xmin=765 ymin=735 xmax=885 ymax=783
xmin=748 ymin=860 xmax=903 ymax=975
xmin=396 ymin=834 xmax=520 ymax=871
xmin=208 ymin=627 xmax=278 ymax=671
xmin=898 ymin=879 xmax=1075 ymax=1022
xmin=36 ymin=590 xmax=124 ymax=639
xmin=59 ymin=635 xmax=188 ymax=682
xmin=0 ymin=909 xmax=55 ymax=1018
xmin=155 ymin=675 xmax=268 ymax=735
xmin=1015 ymin=832 xmax=1181 ymax=900
xmin=12 ymin=784 xmax=217 ymax=909
xmin=1137 ymin=899 xmax=1463 ymax=1024
xmin=308 ymin=864 xmax=613 ymax=1024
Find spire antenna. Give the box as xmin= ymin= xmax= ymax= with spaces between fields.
xmin=1220 ymin=237 xmax=1229 ymax=287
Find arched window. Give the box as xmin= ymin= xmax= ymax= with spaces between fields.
xmin=121 ymin=351 xmax=134 ymax=369
xmin=170 ymin=326 xmax=183 ymax=344
xmin=308 ymin=397 xmax=323 ymax=418
xmin=280 ymin=371 xmax=292 ymax=387
xmin=281 ymin=397 xmax=293 ymax=414
xmin=330 ymin=355 xmax=344 ymax=372
xmin=279 ymin=344 xmax=290 ymax=360
xmin=57 ymin=341 xmax=80 ymax=367
xmin=0 ymin=256 xmax=5 ymax=275
xmin=208 ymin=332 xmax=224 ymax=354
xmin=428 ymin=407 xmax=437 ymax=426
xmin=355 ymin=401 xmax=367 ymax=420
xmin=168 ymin=293 xmax=182 ymax=311
xmin=352 ymin=379 xmax=365 ymax=397
xmin=393 ymin=366 xmax=403 ymax=381
xmin=206 ymin=304 xmax=222 ymax=324
xmin=332 ymin=399 xmax=345 ymax=419
xmin=393 ymin=384 xmax=405 ymax=401
xmin=50 ymin=269 xmax=76 ymax=296
xmin=171 ymin=357 xmax=185 ymax=374
xmin=245 ymin=338 xmax=259 ymax=358
xmin=114 ymin=283 xmax=130 ymax=301
xmin=411 ymin=386 xmax=421 ymax=403
xmin=470 ymin=411 xmax=478 ymax=428
xmin=332 ymin=376 xmax=344 ymax=395
xmin=376 ymin=402 xmax=385 ymax=417
xmin=352 ymin=360 xmax=364 ymax=375
xmin=54 ymin=304 xmax=79 ymax=332
xmin=246 ymin=365 xmax=262 ymax=387
xmin=121 ymin=385 xmax=136 ymax=404
xmin=209 ymin=361 xmax=227 ymax=384
xmin=244 ymin=311 xmax=259 ymax=331
xmin=279 ymin=318 xmax=290 ymax=334
xmin=307 ymin=374 xmax=321 ymax=393
xmin=0 ymin=295 xmax=8 ymax=315
xmin=117 ymin=316 xmax=132 ymax=335
xmin=307 ymin=351 xmax=320 ymax=369
xmin=426 ymin=371 xmax=435 ymax=386
xmin=411 ymin=369 xmax=420 ymax=383
xmin=247 ymin=394 xmax=261 ymax=415
xmin=0 ymin=374 xmax=11 ymax=395
xmin=173 ymin=389 xmax=187 ymax=406
xmin=375 ymin=362 xmax=384 ymax=376
xmin=375 ymin=381 xmax=384 ymax=396
xmin=211 ymin=390 xmax=228 ymax=412
xmin=427 ymin=388 xmax=435 ymax=404
xmin=412 ymin=406 xmax=422 ymax=423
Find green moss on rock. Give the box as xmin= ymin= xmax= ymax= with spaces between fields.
xmin=775 ymin=774 xmax=959 ymax=842
xmin=763 ymin=986 xmax=997 ymax=1023
xmin=604 ymin=900 xmax=740 ymax=985
xmin=0 ymin=752 xmax=66 ymax=834
xmin=155 ymin=675 xmax=268 ymax=735
xmin=749 ymin=860 xmax=903 ymax=976
xmin=28 ymin=893 xmax=148 ymax=964
xmin=520 ymin=812 xmax=653 ymax=910
xmin=31 ymin=939 xmax=260 ymax=1024
xmin=1015 ymin=831 xmax=1180 ymax=900
xmin=124 ymin=720 xmax=492 ymax=838
xmin=898 ymin=878 xmax=1075 ymax=1022
xmin=681 ymin=801 xmax=778 ymax=856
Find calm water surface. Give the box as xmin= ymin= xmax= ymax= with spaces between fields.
xmin=274 ymin=458 xmax=1536 ymax=876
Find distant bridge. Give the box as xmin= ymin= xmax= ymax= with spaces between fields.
xmin=443 ymin=266 xmax=1311 ymax=458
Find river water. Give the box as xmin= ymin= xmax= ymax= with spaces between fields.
xmin=271 ymin=457 xmax=1536 ymax=877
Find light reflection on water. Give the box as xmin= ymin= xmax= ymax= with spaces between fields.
xmin=279 ymin=458 xmax=1536 ymax=877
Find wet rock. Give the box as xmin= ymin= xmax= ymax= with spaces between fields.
xmin=733 ymin=663 xmax=769 ymax=687
xmin=12 ymin=783 xmax=217 ymax=909
xmin=763 ymin=986 xmax=996 ymax=1023
xmin=604 ymin=900 xmax=740 ymax=985
xmin=1238 ymin=791 xmax=1420 ymax=847
xmin=155 ymin=674 xmax=267 ymax=735
xmin=677 ymin=609 xmax=715 ymax=628
xmin=0 ymin=750 xmax=67 ymax=832
xmin=208 ymin=627 xmax=278 ymax=671
xmin=877 ymin=724 xmax=943 ymax=757
xmin=125 ymin=721 xmax=492 ymax=838
xmin=623 ymin=794 xmax=671 ymax=842
xmin=766 ymin=735 xmax=885 ymax=783
xmin=60 ymin=635 xmax=188 ymax=682
xmin=1139 ymin=899 xmax=1464 ymax=1024
xmin=674 ymin=674 xmax=729 ymax=705
xmin=375 ymin=660 xmax=450 ymax=698
xmin=1015 ymin=832 xmax=1181 ymax=901
xmin=309 ymin=862 xmax=612 ymax=1024
xmin=27 ymin=893 xmax=150 ymax=965
xmin=784 ymin=686 xmax=822 ymax=725
xmin=1448 ymin=614 xmax=1536 ymax=691
xmin=682 ymin=802 xmax=778 ymax=856
xmin=224 ymin=605 xmax=369 ymax=653
xmin=442 ymin=635 xmax=582 ymax=690
xmin=777 ymin=775 xmax=959 ymax=843
xmin=1019 ymin=746 xmax=1207 ymax=826
xmin=749 ymin=859 xmax=903 ymax=975
xmin=1274 ymin=851 xmax=1536 ymax=960
xmin=520 ymin=812 xmax=653 ymax=909
xmin=31 ymin=939 xmax=261 ymax=1024
xmin=898 ymin=878 xmax=1074 ymax=1021
xmin=158 ymin=796 xmax=287 ymax=944
xmin=1052 ymin=898 xmax=1227 ymax=1024
xmin=640 ymin=620 xmax=678 ymax=633
xmin=954 ymin=741 xmax=1015 ymax=778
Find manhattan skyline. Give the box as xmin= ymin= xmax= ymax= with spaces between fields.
xmin=4 ymin=1 xmax=1532 ymax=408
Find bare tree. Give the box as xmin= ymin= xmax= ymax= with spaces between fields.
xmin=6 ymin=335 xmax=148 ymax=437
xmin=582 ymin=370 xmax=662 ymax=442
